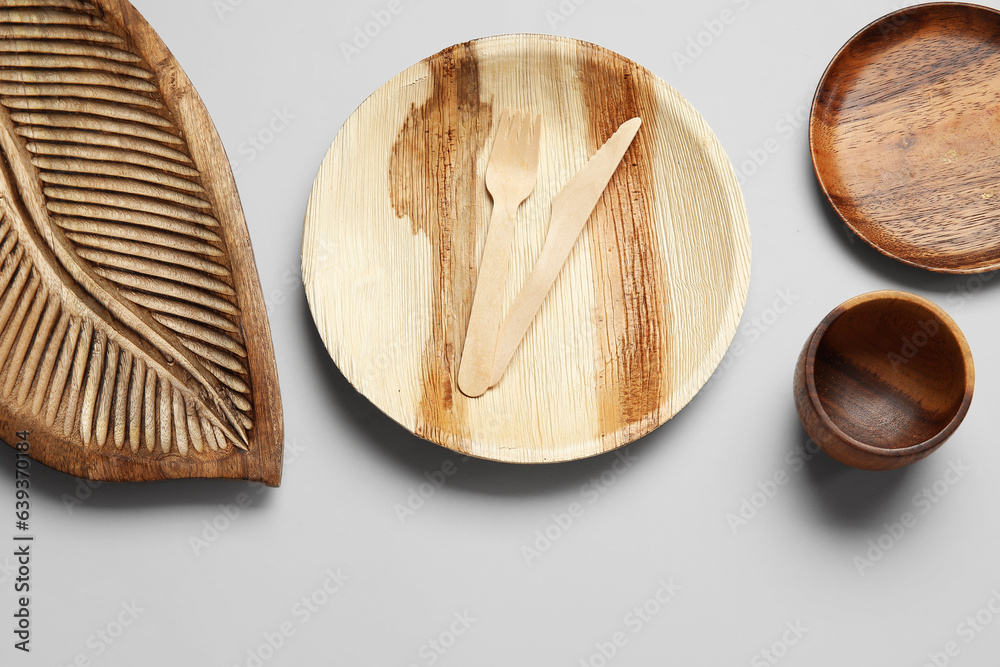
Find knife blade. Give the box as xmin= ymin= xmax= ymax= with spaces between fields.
xmin=486 ymin=117 xmax=642 ymax=388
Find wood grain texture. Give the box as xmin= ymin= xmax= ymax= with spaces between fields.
xmin=794 ymin=291 xmax=974 ymax=471
xmin=811 ymin=3 xmax=1000 ymax=273
xmin=0 ymin=0 xmax=283 ymax=485
xmin=303 ymin=35 xmax=751 ymax=463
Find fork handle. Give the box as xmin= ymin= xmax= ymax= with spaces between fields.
xmin=458 ymin=197 xmax=519 ymax=397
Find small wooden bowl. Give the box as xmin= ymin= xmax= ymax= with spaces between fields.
xmin=794 ymin=291 xmax=974 ymax=470
xmin=810 ymin=3 xmax=1000 ymax=273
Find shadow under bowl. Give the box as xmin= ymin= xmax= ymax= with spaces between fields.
xmin=793 ymin=290 xmax=974 ymax=470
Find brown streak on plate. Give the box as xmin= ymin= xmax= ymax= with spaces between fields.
xmin=388 ymin=43 xmax=493 ymax=449
xmin=577 ymin=47 xmax=667 ymax=447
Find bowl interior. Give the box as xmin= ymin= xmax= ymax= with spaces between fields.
xmin=813 ymin=298 xmax=968 ymax=450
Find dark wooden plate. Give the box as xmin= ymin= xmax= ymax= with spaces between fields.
xmin=811 ymin=3 xmax=1000 ymax=273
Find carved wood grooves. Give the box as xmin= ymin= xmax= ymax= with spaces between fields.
xmin=0 ymin=0 xmax=283 ymax=484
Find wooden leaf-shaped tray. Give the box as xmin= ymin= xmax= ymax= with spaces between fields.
xmin=0 ymin=0 xmax=283 ymax=485
xmin=303 ymin=35 xmax=750 ymax=463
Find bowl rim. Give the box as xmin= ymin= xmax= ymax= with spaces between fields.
xmin=803 ymin=290 xmax=975 ymax=458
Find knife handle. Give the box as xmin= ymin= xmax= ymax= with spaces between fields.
xmin=489 ymin=118 xmax=641 ymax=387
xmin=488 ymin=205 xmax=590 ymax=386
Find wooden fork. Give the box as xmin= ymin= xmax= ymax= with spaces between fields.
xmin=458 ymin=109 xmax=542 ymax=398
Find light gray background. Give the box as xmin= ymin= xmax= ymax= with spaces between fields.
xmin=3 ymin=0 xmax=1000 ymax=665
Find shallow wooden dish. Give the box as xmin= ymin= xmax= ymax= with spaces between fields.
xmin=811 ymin=3 xmax=1000 ymax=273
xmin=794 ymin=291 xmax=974 ymax=471
xmin=303 ymin=35 xmax=751 ymax=463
